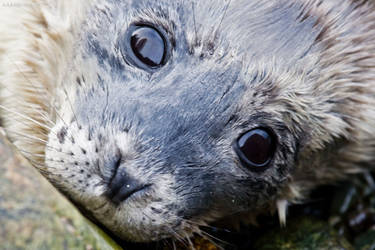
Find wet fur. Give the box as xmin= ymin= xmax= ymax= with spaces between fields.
xmin=1 ymin=0 xmax=375 ymax=244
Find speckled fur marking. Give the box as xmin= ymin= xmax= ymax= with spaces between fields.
xmin=1 ymin=0 xmax=375 ymax=243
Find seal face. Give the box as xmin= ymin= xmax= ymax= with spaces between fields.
xmin=45 ymin=0 xmax=309 ymax=241
xmin=1 ymin=0 xmax=375 ymax=243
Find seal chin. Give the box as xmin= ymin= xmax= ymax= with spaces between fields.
xmin=87 ymin=194 xmax=194 ymax=242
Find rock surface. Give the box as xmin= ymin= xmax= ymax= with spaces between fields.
xmin=0 ymin=133 xmax=121 ymax=250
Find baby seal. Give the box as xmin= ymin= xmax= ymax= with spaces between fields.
xmin=1 ymin=0 xmax=375 ymax=243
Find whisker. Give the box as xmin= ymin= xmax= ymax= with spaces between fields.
xmin=192 ymin=1 xmax=198 ymax=44
xmin=217 ymin=0 xmax=232 ymax=32
xmin=167 ymin=227 xmax=188 ymax=248
xmin=172 ymin=239 xmax=177 ymax=250
xmin=0 ymin=104 xmax=53 ymax=131
xmin=63 ymin=85 xmax=81 ymax=128
xmin=0 ymin=103 xmax=75 ymax=144
xmin=3 ymin=113 xmax=77 ymax=145
xmin=6 ymin=56 xmax=68 ymax=126
xmin=54 ymin=108 xmax=69 ymax=127
xmin=175 ymin=216 xmax=230 ymax=249
xmin=18 ymin=153 xmax=46 ymax=169
xmin=0 ymin=85 xmax=57 ymax=128
xmin=25 ymin=103 xmax=54 ymax=126
xmin=5 ymin=129 xmax=48 ymax=144
xmin=182 ymin=218 xmax=220 ymax=231
xmin=17 ymin=149 xmax=45 ymax=158
xmin=4 ymin=129 xmax=73 ymax=156
xmin=139 ymin=212 xmax=190 ymax=249
xmin=197 ymin=230 xmax=226 ymax=250
xmin=185 ymin=233 xmax=196 ymax=250
xmin=8 ymin=116 xmax=49 ymax=134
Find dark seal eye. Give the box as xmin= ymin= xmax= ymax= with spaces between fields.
xmin=129 ymin=26 xmax=166 ymax=68
xmin=234 ymin=128 xmax=276 ymax=170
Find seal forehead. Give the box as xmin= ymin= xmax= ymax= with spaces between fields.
xmin=86 ymin=0 xmax=321 ymax=69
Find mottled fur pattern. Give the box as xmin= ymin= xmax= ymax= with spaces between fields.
xmin=1 ymin=0 xmax=375 ymax=243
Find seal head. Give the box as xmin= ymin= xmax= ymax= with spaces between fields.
xmin=2 ymin=0 xmax=375 ymax=243
xmin=45 ymin=0 xmax=322 ymax=241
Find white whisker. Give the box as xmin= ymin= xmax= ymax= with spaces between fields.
xmin=63 ymin=85 xmax=81 ymax=127
xmin=185 ymin=233 xmax=196 ymax=250
xmin=0 ymin=104 xmax=53 ymax=131
xmin=5 ymin=56 xmax=67 ymax=125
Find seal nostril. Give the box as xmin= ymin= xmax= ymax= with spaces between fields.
xmin=112 ymin=182 xmax=150 ymax=204
xmin=106 ymin=152 xmax=123 ymax=191
xmin=114 ymin=154 xmax=122 ymax=170
xmin=106 ymin=167 xmax=150 ymax=205
xmin=105 ymin=151 xmax=150 ymax=204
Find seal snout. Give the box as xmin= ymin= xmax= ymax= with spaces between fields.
xmin=105 ymin=164 xmax=151 ymax=205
